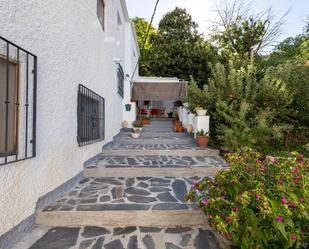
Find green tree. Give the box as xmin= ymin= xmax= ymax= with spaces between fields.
xmin=149 ymin=7 xmax=217 ymax=87
xmin=268 ymin=61 xmax=309 ymax=146
xmin=212 ymin=0 xmax=287 ymax=60
xmin=267 ymin=24 xmax=309 ymax=66
xmin=132 ymin=17 xmax=157 ymax=76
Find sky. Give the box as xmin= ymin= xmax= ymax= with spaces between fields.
xmin=126 ymin=0 xmax=309 ymax=44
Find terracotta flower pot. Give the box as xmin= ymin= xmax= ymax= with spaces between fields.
xmin=175 ymin=121 xmax=182 ymax=127
xmin=176 ymin=126 xmax=185 ymax=133
xmin=196 ymin=136 xmax=209 ymax=147
xmin=173 ymin=125 xmax=177 ymax=132
xmin=142 ymin=119 xmax=150 ymax=125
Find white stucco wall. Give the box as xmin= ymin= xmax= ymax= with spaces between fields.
xmin=0 ymin=0 xmax=137 ymax=235
xmin=123 ymin=22 xmax=139 ymax=127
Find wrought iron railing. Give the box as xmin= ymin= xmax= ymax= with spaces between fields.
xmin=77 ymin=84 xmax=105 ymax=146
xmin=117 ymin=63 xmax=124 ymax=98
xmin=0 ymin=36 xmax=37 ymax=166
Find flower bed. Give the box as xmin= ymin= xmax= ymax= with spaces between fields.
xmin=186 ymin=148 xmax=308 ymax=248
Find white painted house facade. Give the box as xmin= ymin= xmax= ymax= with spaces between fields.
xmin=0 ymin=0 xmax=138 ymax=244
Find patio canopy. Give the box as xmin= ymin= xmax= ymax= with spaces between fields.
xmin=132 ymin=77 xmax=187 ymax=101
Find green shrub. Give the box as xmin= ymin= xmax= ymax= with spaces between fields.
xmin=132 ymin=121 xmax=143 ymax=128
xmin=186 ymin=148 xmax=309 ymax=249
xmin=205 ymin=61 xmax=293 ymax=150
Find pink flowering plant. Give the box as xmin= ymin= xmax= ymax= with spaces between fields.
xmin=186 ymin=148 xmax=308 ymax=249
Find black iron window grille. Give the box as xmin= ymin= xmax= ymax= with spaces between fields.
xmin=77 ymin=84 xmax=105 ymax=146
xmin=117 ymin=63 xmax=124 ymax=98
xmin=0 ymin=36 xmax=37 ymax=166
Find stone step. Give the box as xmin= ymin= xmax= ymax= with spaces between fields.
xmin=101 ymin=147 xmax=220 ymax=156
xmin=103 ymin=141 xmax=207 ymax=153
xmin=84 ymin=155 xmax=227 ymax=177
xmin=37 ymin=177 xmax=207 ymax=228
xmin=13 ymin=225 xmax=231 ymax=249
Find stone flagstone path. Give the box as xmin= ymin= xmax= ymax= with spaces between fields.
xmin=12 ymin=120 xmax=231 ymax=249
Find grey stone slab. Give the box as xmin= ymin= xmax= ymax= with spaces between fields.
xmin=137 ymin=182 xmax=149 ymax=188
xmin=149 ymin=187 xmax=171 ymax=193
xmin=140 ymin=227 xmax=162 ymax=233
xmin=152 ymin=203 xmax=189 ymax=210
xmin=166 ymin=227 xmax=192 ymax=234
xmin=29 ymin=227 xmax=80 ymax=249
xmin=142 ymin=235 xmax=155 ymax=249
xmin=113 ymin=227 xmax=137 ymax=236
xmin=127 ymin=196 xmax=157 ymax=203
xmin=165 ymin=242 xmax=182 ymax=249
xmin=149 ymin=178 xmax=170 ymax=183
xmin=100 ymin=196 xmax=111 ymax=202
xmin=126 ymin=178 xmax=135 ymax=187
xmin=180 ymin=233 xmax=192 ymax=247
xmin=80 ymin=198 xmax=98 ymax=204
xmin=80 ymin=178 xmax=90 ymax=184
xmin=156 ymin=192 xmax=178 ymax=202
xmin=125 ymin=187 xmax=151 ymax=196
xmin=82 ymin=226 xmax=110 ymax=238
xmin=104 ymin=239 xmax=125 ymax=249
xmin=94 ymin=179 xmax=122 ymax=185
xmin=91 ymin=236 xmax=104 ymax=249
xmin=79 ymin=239 xmax=94 ymax=249
xmin=128 ymin=236 xmax=139 ymax=249
xmin=59 ymin=205 xmax=74 ymax=211
xmin=194 ymin=229 xmax=221 ymax=249
xmin=172 ymin=180 xmax=187 ymax=202
xmin=136 ymin=177 xmax=151 ymax=181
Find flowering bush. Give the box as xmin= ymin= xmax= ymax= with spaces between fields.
xmin=186 ymin=148 xmax=309 ymax=248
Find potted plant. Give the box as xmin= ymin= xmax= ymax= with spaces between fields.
xmin=196 ymin=129 xmax=209 ymax=147
xmin=131 ymin=130 xmax=141 ymax=139
xmin=194 ymin=107 xmax=207 ymax=116
xmin=141 ymin=116 xmax=151 ymax=125
xmin=132 ymin=121 xmax=143 ymax=132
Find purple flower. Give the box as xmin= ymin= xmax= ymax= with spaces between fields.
xmin=193 ymin=183 xmax=199 ymax=189
xmin=201 ymin=199 xmax=209 ymax=205
xmin=277 ymin=216 xmax=284 ymax=222
xmin=281 ymin=197 xmax=288 ymax=205
xmin=255 ymin=194 xmax=260 ymax=200
xmin=290 ymin=234 xmax=297 ymax=241
xmin=300 ymin=197 xmax=305 ymax=203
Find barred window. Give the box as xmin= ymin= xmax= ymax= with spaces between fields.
xmin=0 ymin=36 xmax=37 ymax=166
xmin=77 ymin=84 xmax=105 ymax=146
xmin=117 ymin=63 xmax=124 ymax=98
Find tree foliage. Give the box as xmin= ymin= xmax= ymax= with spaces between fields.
xmin=187 ymin=61 xmax=295 ymax=150
xmin=134 ymin=8 xmax=217 ymax=86
xmin=266 ymin=25 xmax=309 ymax=66
xmin=132 ymin=17 xmax=157 ymax=76
xmin=212 ymin=0 xmax=288 ymax=59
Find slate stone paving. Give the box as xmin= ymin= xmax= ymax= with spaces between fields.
xmin=43 ymin=177 xmax=203 ymax=212
xmin=26 ymin=226 xmax=226 ymax=249
xmin=86 ymin=155 xmax=227 ymax=169
xmin=104 ymin=143 xmax=204 ymax=150
xmin=13 ymin=121 xmax=231 ymax=249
